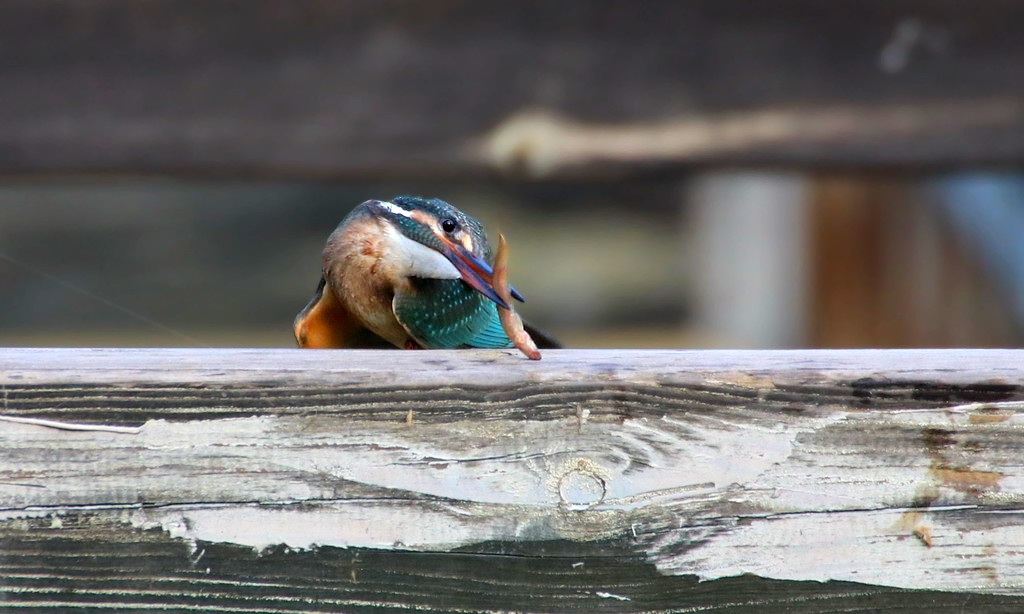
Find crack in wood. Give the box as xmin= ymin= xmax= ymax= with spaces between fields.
xmin=0 ymin=414 xmax=141 ymax=434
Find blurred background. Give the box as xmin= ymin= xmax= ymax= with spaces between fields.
xmin=1 ymin=1 xmax=1022 ymax=349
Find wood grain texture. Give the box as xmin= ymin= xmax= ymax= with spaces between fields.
xmin=2 ymin=1 xmax=1024 ymax=178
xmin=7 ymin=518 xmax=1024 ymax=613
xmin=1 ymin=348 xmax=1024 ymax=612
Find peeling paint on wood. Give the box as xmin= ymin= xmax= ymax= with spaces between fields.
xmin=1 ymin=348 xmax=1023 ymax=611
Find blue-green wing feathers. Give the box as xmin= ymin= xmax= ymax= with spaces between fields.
xmin=393 ymin=279 xmax=513 ymax=349
xmin=462 ymin=308 xmax=514 ymax=349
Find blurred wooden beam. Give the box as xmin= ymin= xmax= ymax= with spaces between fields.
xmin=1 ymin=0 xmax=1023 ymax=178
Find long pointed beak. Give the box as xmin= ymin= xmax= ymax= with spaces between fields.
xmin=439 ymin=239 xmax=524 ymax=309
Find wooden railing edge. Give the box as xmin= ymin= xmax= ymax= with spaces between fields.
xmin=1 ymin=347 xmax=1022 ymax=612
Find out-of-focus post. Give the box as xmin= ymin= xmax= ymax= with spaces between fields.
xmin=687 ymin=172 xmax=810 ymax=348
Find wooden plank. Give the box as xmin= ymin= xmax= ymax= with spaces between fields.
xmin=7 ymin=521 xmax=1024 ymax=613
xmin=1 ymin=1 xmax=1023 ymax=178
xmin=1 ymin=349 xmax=1024 ymax=612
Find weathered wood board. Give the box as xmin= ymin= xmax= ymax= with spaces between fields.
xmin=1 ymin=348 xmax=1024 ymax=612
xmin=2 ymin=1 xmax=1024 ymax=177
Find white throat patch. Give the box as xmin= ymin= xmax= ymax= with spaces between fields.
xmin=382 ymin=224 xmax=461 ymax=280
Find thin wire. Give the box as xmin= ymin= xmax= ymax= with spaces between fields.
xmin=0 ymin=251 xmax=211 ymax=348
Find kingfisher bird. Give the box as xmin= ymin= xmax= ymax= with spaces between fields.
xmin=294 ymin=196 xmax=558 ymax=350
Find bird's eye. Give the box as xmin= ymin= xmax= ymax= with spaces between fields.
xmin=441 ymin=218 xmax=458 ymax=233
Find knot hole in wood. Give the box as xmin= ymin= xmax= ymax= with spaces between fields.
xmin=556 ymin=458 xmax=608 ymax=510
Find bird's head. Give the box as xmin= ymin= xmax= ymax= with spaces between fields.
xmin=359 ymin=196 xmax=524 ymax=309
